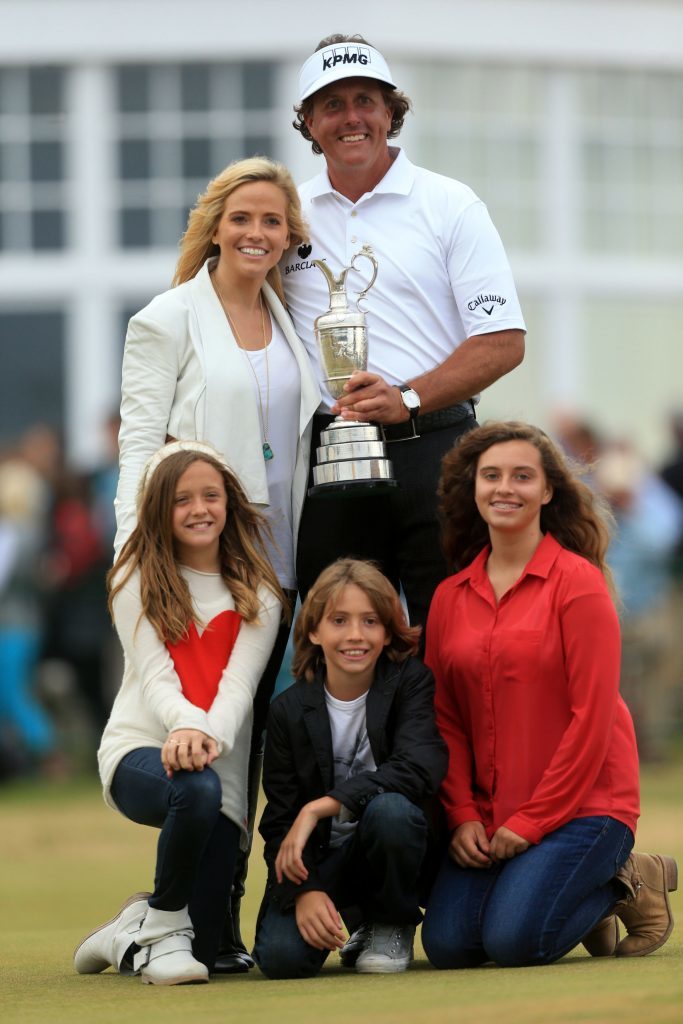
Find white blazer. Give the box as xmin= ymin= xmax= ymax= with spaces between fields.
xmin=114 ymin=258 xmax=321 ymax=555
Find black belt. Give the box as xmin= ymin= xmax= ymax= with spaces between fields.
xmin=381 ymin=400 xmax=476 ymax=442
xmin=313 ymin=401 xmax=476 ymax=443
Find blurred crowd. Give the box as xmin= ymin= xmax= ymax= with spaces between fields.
xmin=1 ymin=410 xmax=683 ymax=783
xmin=554 ymin=411 xmax=683 ymax=762
xmin=0 ymin=416 xmax=120 ymax=781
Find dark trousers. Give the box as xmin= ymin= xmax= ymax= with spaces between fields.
xmin=296 ymin=415 xmax=477 ymax=631
xmin=111 ymin=747 xmax=240 ymax=970
xmin=233 ymin=594 xmax=296 ymax=900
xmin=253 ymin=793 xmax=428 ymax=979
xmin=251 ymin=600 xmax=296 ymax=756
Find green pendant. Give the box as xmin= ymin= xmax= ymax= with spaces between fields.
xmin=263 ymin=441 xmax=274 ymax=461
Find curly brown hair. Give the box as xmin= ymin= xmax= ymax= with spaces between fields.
xmin=439 ymin=421 xmax=616 ymax=592
xmin=293 ymin=34 xmax=412 ymax=155
xmin=292 ymin=558 xmax=420 ymax=682
xmin=108 ymin=447 xmax=287 ymax=644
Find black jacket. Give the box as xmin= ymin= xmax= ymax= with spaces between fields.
xmin=259 ymin=654 xmax=448 ymax=907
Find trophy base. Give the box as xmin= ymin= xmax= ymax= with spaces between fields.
xmin=308 ymin=418 xmax=398 ymax=497
xmin=308 ymin=478 xmax=400 ymax=498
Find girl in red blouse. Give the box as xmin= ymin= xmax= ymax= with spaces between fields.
xmin=422 ymin=422 xmax=677 ymax=968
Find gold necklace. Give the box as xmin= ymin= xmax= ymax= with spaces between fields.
xmin=213 ymin=281 xmax=274 ymax=461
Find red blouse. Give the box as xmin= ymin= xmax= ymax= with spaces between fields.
xmin=425 ymin=533 xmax=640 ymax=844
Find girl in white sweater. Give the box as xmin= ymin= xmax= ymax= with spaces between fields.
xmin=74 ymin=440 xmax=284 ymax=985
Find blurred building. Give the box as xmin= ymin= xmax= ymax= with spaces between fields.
xmin=1 ymin=0 xmax=682 ymax=467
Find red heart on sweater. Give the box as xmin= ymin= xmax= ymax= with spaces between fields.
xmin=166 ymin=610 xmax=242 ymax=711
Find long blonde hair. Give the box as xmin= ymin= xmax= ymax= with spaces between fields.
xmin=439 ymin=421 xmax=616 ymax=595
xmin=172 ymin=157 xmax=307 ymax=304
xmin=108 ymin=445 xmax=287 ymax=643
xmin=292 ymin=559 xmax=420 ymax=682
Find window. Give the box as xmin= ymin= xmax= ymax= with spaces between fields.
xmin=0 ymin=67 xmax=67 ymax=251
xmin=580 ymin=70 xmax=683 ymax=256
xmin=115 ymin=62 xmax=276 ymax=249
xmin=411 ymin=63 xmax=545 ymax=250
xmin=0 ymin=311 xmax=65 ymax=440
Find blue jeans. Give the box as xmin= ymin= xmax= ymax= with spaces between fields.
xmin=254 ymin=793 xmax=428 ymax=979
xmin=110 ymin=747 xmax=240 ymax=969
xmin=422 ymin=815 xmax=634 ymax=969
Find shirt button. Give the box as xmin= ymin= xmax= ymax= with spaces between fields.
xmin=351 ymin=211 xmax=357 ymax=217
xmin=351 ymin=235 xmax=358 ymax=243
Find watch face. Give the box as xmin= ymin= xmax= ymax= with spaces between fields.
xmin=401 ymin=389 xmax=420 ymax=410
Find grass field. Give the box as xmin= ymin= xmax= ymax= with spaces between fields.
xmin=1 ymin=760 xmax=682 ymax=1024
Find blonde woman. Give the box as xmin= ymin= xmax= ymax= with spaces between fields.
xmin=115 ymin=156 xmax=319 ymax=578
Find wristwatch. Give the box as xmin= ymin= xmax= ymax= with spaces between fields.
xmin=397 ymin=384 xmax=421 ymax=421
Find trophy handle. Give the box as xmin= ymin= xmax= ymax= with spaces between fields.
xmin=351 ymin=245 xmax=378 ymax=311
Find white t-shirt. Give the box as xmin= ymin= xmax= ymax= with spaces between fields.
xmin=239 ymin=318 xmax=301 ymax=589
xmin=282 ymin=148 xmax=526 ymax=411
xmin=325 ymin=687 xmax=377 ymax=847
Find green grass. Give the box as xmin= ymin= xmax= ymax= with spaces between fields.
xmin=1 ymin=763 xmax=682 ymax=1024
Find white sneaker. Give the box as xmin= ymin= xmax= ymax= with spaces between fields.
xmin=73 ymin=892 xmax=150 ymax=974
xmin=355 ymin=923 xmax=415 ymax=974
xmin=134 ymin=906 xmax=208 ymax=986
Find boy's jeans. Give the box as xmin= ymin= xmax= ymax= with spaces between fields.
xmin=254 ymin=792 xmax=427 ymax=979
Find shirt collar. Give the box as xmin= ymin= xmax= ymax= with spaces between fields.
xmin=523 ymin=533 xmax=563 ymax=579
xmin=307 ymin=147 xmax=415 ymax=202
xmin=457 ymin=532 xmax=563 ymax=591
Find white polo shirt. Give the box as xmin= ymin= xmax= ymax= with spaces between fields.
xmin=282 ymin=148 xmax=526 ymax=411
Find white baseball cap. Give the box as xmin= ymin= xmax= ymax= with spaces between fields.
xmin=298 ymin=41 xmax=396 ymax=103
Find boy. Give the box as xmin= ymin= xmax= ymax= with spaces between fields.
xmin=254 ymin=559 xmax=447 ymax=977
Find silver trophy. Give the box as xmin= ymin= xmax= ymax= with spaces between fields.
xmin=309 ymin=245 xmax=398 ymax=496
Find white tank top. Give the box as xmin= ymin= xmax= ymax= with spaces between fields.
xmin=241 ymin=317 xmax=301 ymax=589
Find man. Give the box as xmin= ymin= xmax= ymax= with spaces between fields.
xmin=283 ymin=34 xmax=526 ymax=628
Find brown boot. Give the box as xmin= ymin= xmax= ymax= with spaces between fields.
xmin=614 ymin=853 xmax=678 ymax=957
xmin=582 ymin=914 xmax=619 ymax=957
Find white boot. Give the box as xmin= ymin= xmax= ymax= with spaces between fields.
xmin=74 ymin=892 xmax=150 ymax=975
xmin=133 ymin=906 xmax=208 ymax=985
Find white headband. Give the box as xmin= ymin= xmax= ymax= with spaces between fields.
xmin=298 ymin=42 xmax=396 ymax=103
xmin=136 ymin=440 xmax=233 ymax=511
